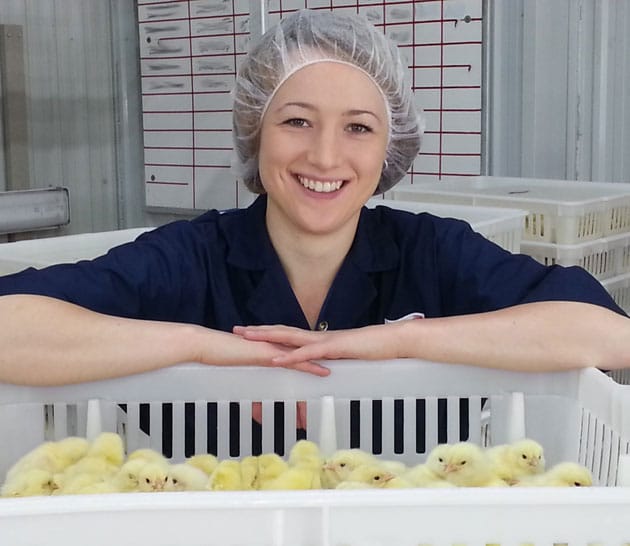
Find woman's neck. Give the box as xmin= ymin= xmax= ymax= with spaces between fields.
xmin=265 ymin=206 xmax=360 ymax=329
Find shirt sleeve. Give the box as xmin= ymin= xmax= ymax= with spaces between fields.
xmin=430 ymin=215 xmax=627 ymax=317
xmin=0 ymin=216 xmax=220 ymax=324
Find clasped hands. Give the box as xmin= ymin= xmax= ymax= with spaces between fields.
xmin=232 ymin=321 xmax=410 ymax=377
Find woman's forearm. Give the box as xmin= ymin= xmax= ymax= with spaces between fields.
xmin=399 ymin=301 xmax=630 ymax=372
xmin=0 ymin=294 xmax=329 ymax=386
xmin=0 ymin=294 xmax=207 ymax=385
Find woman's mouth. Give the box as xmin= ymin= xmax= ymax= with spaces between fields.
xmin=297 ymin=175 xmax=344 ymax=193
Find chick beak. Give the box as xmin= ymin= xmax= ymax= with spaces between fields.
xmin=444 ymin=463 xmax=458 ymax=474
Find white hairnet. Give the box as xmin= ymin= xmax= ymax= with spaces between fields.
xmin=232 ymin=9 xmax=423 ymax=195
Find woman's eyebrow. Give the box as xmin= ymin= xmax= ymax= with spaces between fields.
xmin=343 ymin=109 xmax=382 ymax=121
xmin=277 ymin=102 xmax=382 ymax=121
xmin=276 ymin=101 xmax=316 ymax=112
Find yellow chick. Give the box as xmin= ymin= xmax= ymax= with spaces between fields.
xmin=404 ymin=462 xmax=453 ymax=488
xmin=56 ymin=472 xmax=115 ymax=495
xmin=379 ymin=459 xmax=408 ymax=476
xmin=486 ymin=438 xmax=545 ymax=485
xmin=1 ymin=468 xmax=57 ymax=497
xmin=109 ymin=459 xmax=149 ymax=492
xmin=289 ymin=440 xmax=323 ymax=469
xmin=185 ymin=454 xmax=219 ymax=476
xmin=207 ymin=460 xmax=244 ymax=491
xmin=287 ymin=440 xmax=323 ymax=489
xmin=137 ymin=462 xmax=171 ymax=492
xmin=260 ymin=466 xmax=321 ymax=490
xmin=6 ymin=436 xmax=90 ymax=480
xmin=128 ymin=447 xmax=168 ymax=466
xmin=427 ymin=442 xmax=507 ymax=487
xmin=256 ymin=453 xmax=289 ymax=489
xmin=164 ymin=463 xmax=209 ymax=491
xmin=239 ymin=456 xmax=260 ymax=490
xmin=336 ymin=464 xmax=412 ymax=489
xmin=518 ymin=462 xmax=593 ymax=487
xmin=321 ymin=449 xmax=377 ymax=489
xmin=87 ymin=432 xmax=126 ymax=468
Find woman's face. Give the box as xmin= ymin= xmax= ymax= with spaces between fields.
xmin=258 ymin=61 xmax=389 ymax=238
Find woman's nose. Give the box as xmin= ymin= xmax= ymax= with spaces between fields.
xmin=306 ymin=126 xmax=341 ymax=170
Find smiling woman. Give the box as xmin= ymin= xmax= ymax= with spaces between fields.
xmin=0 ymin=9 xmax=629 ymax=390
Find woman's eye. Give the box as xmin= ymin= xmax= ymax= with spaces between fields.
xmin=284 ymin=118 xmax=309 ymax=128
xmin=347 ymin=123 xmax=371 ymax=134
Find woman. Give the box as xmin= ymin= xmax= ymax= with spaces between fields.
xmin=0 ymin=9 xmax=628 ymax=387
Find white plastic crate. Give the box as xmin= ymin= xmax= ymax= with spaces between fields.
xmin=390 ymin=176 xmax=630 ymax=244
xmin=2 ymin=361 xmax=630 ymax=545
xmin=601 ymin=271 xmax=630 ymax=315
xmin=521 ymin=231 xmax=630 ymax=281
xmin=368 ymin=198 xmax=526 ymax=253
xmin=0 ymin=228 xmax=153 ymax=276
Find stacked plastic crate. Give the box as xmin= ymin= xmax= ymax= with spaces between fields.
xmin=368 ymin=198 xmax=527 ymax=254
xmin=390 ymin=176 xmax=630 ymax=316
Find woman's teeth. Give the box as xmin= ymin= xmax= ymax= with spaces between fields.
xmin=298 ymin=176 xmax=343 ymax=193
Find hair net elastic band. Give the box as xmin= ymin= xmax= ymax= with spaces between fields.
xmin=259 ymin=58 xmax=392 ymax=142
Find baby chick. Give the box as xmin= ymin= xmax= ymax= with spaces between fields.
xmin=137 ymin=461 xmax=171 ymax=492
xmin=1 ymin=468 xmax=57 ymax=497
xmin=207 ymin=460 xmax=244 ymax=491
xmin=289 ymin=440 xmax=323 ymax=469
xmin=6 ymin=436 xmax=90 ymax=480
xmin=255 ymin=453 xmax=289 ymax=489
xmin=486 ymin=438 xmax=545 ymax=485
xmin=518 ymin=462 xmax=593 ymax=487
xmin=128 ymin=447 xmax=168 ymax=466
xmin=109 ymin=459 xmax=149 ymax=493
xmin=185 ymin=454 xmax=219 ymax=477
xmin=379 ymin=459 xmax=408 ymax=477
xmin=239 ymin=456 xmax=260 ymax=490
xmin=87 ymin=432 xmax=125 ymax=468
xmin=427 ymin=442 xmax=507 ymax=487
xmin=260 ymin=466 xmax=321 ymax=490
xmin=164 ymin=463 xmax=209 ymax=491
xmin=321 ymin=449 xmax=377 ymax=489
xmin=287 ymin=440 xmax=323 ymax=489
xmin=404 ymin=462 xmax=453 ymax=488
xmin=336 ymin=464 xmax=411 ymax=489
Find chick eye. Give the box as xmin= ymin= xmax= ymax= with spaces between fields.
xmin=438 ymin=458 xmax=443 ymax=463
xmin=374 ymin=475 xmax=380 ymax=481
xmin=172 ymin=478 xmax=178 ymax=485
xmin=460 ymin=460 xmax=467 ymax=466
xmin=574 ymin=482 xmax=582 ymax=487
xmin=145 ymin=478 xmax=150 ymax=483
xmin=522 ymin=454 xmax=527 ymax=459
xmin=339 ymin=463 xmax=346 ymax=468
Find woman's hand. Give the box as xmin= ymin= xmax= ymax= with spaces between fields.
xmin=232 ymin=322 xmax=410 ymax=368
xmin=195 ymin=328 xmax=331 ymax=377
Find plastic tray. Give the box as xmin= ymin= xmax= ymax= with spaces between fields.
xmin=2 ymin=361 xmax=630 ymax=545
xmin=390 ymin=176 xmax=630 ymax=244
xmin=521 ymin=231 xmax=630 ymax=281
xmin=368 ymin=198 xmax=526 ymax=253
xmin=601 ymin=271 xmax=630 ymax=315
xmin=0 ymin=228 xmax=153 ymax=276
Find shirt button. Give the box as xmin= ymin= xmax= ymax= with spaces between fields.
xmin=317 ymin=321 xmax=328 ymax=331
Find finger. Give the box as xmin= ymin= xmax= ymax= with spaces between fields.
xmin=271 ymin=343 xmax=341 ymax=366
xmin=278 ymin=360 xmax=330 ymax=377
xmin=240 ymin=327 xmax=317 ymax=346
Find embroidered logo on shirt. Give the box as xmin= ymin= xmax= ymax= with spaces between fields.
xmin=384 ymin=312 xmax=425 ymax=323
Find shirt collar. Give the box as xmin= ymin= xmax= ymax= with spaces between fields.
xmin=222 ymin=194 xmax=399 ymax=273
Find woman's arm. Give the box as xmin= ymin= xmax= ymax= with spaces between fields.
xmin=235 ymin=301 xmax=630 ymax=372
xmin=0 ymin=294 xmax=329 ymax=386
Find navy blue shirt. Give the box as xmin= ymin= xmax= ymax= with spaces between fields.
xmin=0 ymin=195 xmax=624 ymax=326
